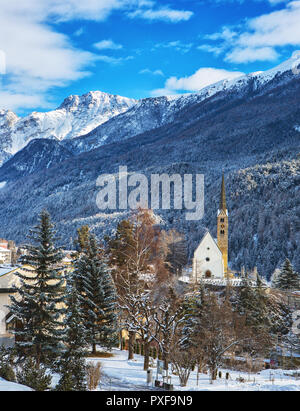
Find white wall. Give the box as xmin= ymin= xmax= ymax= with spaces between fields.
xmin=0 ymin=293 xmax=10 ymax=337
xmin=192 ymin=232 xmax=224 ymax=280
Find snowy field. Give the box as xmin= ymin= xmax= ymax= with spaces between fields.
xmin=0 ymin=377 xmax=32 ymax=391
xmin=1 ymin=348 xmax=299 ymax=391
xmin=88 ymin=349 xmax=300 ymax=392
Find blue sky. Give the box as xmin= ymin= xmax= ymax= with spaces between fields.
xmin=0 ymin=0 xmax=300 ymax=115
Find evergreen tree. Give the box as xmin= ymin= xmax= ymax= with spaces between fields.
xmin=235 ymin=273 xmax=268 ymax=330
xmin=55 ymin=273 xmax=87 ymax=391
xmin=275 ymin=259 xmax=299 ymax=291
xmin=16 ymin=358 xmax=52 ymax=391
xmin=160 ymin=229 xmax=188 ymax=276
xmin=9 ymin=209 xmax=65 ymax=367
xmin=180 ymin=283 xmax=207 ymax=350
xmin=75 ymin=225 xmax=90 ymax=254
xmin=74 ymin=234 xmax=118 ymax=354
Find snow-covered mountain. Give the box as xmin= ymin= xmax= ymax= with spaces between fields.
xmin=66 ymin=55 xmax=300 ymax=154
xmin=0 ymin=56 xmax=299 ymax=278
xmin=0 ymin=139 xmax=74 ymax=180
xmin=0 ymin=55 xmax=299 ymax=166
xmin=0 ymin=91 xmax=136 ymax=165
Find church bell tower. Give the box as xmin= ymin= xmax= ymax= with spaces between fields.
xmin=217 ymin=174 xmax=228 ymax=275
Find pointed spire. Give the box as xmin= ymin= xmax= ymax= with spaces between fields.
xmin=219 ymin=173 xmax=227 ymax=211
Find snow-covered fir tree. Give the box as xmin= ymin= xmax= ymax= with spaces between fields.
xmin=233 ymin=272 xmax=271 ymax=333
xmin=55 ymin=273 xmax=87 ymax=391
xmin=74 ymin=233 xmax=118 ymax=354
xmin=234 ymin=272 xmax=291 ymax=336
xmin=273 ymin=258 xmax=300 ymax=291
xmin=9 ymin=209 xmax=65 ymax=366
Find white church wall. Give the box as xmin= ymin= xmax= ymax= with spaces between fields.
xmin=192 ymin=232 xmax=224 ymax=280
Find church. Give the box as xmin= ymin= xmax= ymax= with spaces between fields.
xmin=192 ymin=174 xmax=230 ymax=282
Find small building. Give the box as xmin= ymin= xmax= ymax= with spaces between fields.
xmin=0 ymin=266 xmax=20 ymax=347
xmin=0 ymin=247 xmax=12 ymax=265
xmin=192 ymin=174 xmax=231 ymax=282
xmin=192 ymin=231 xmax=224 ymax=280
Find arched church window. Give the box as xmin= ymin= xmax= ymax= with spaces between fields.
xmin=220 ymin=230 xmax=225 ymax=235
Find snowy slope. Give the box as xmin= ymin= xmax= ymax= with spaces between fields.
xmin=0 ymin=377 xmax=32 ymax=391
xmin=0 ymin=91 xmax=136 ymax=164
xmin=0 ymin=55 xmax=299 ymax=166
xmin=89 ymin=348 xmax=300 ymax=391
xmin=67 ymin=55 xmax=300 ymax=155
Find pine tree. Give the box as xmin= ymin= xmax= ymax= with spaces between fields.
xmin=275 ymin=259 xmax=299 ymax=291
xmin=74 ymin=234 xmax=118 ymax=355
xmin=160 ymin=229 xmax=188 ymax=276
xmin=16 ymin=358 xmax=52 ymax=391
xmin=236 ymin=273 xmax=277 ymax=335
xmin=75 ymin=225 xmax=90 ymax=254
xmin=253 ymin=274 xmax=270 ymax=329
xmin=180 ymin=284 xmax=207 ymax=350
xmin=55 ymin=273 xmax=87 ymax=391
xmin=9 ymin=209 xmax=65 ymax=367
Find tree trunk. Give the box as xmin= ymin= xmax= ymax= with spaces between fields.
xmin=128 ymin=331 xmax=135 ymax=360
xmin=143 ymin=341 xmax=150 ymax=370
xmin=92 ymin=342 xmax=97 ymax=355
xmin=210 ymin=366 xmax=218 ymax=383
xmin=163 ymin=335 xmax=170 ymax=372
xmin=36 ymin=345 xmax=42 ymax=369
xmin=119 ymin=330 xmax=123 ymax=350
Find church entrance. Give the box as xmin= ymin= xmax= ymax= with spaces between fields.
xmin=205 ymin=270 xmax=212 ymax=278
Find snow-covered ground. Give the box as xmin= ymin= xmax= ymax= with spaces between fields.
xmin=1 ymin=348 xmax=299 ymax=391
xmin=87 ymin=349 xmax=300 ymax=392
xmin=0 ymin=377 xmax=32 ymax=391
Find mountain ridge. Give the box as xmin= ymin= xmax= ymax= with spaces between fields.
xmin=0 ymin=56 xmax=299 ymax=278
xmin=1 ymin=55 xmax=299 ymax=165
xmin=0 ymin=90 xmax=137 ymax=165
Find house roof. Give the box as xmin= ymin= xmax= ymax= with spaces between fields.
xmin=0 ymin=246 xmax=11 ymax=252
xmin=0 ymin=266 xmax=17 ymax=278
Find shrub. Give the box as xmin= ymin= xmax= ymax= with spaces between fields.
xmin=0 ymin=346 xmax=16 ymax=382
xmin=0 ymin=363 xmax=16 ymax=382
xmin=86 ymin=362 xmax=102 ymax=391
xmin=16 ymin=358 xmax=52 ymax=391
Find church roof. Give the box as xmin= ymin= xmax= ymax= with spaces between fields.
xmin=195 ymin=230 xmax=222 ymax=255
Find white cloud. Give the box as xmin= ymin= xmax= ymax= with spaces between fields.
xmin=0 ymin=0 xmax=193 ymax=112
xmin=74 ymin=27 xmax=85 ymax=37
xmin=197 ymin=44 xmax=225 ymax=56
xmin=0 ymin=8 xmax=95 ymax=110
xmin=128 ymin=6 xmax=193 ymax=22
xmin=96 ymin=55 xmax=133 ymax=65
xmin=238 ymin=1 xmax=300 ymax=48
xmin=201 ymin=1 xmax=300 ymax=63
xmin=0 ymin=91 xmax=51 ymax=112
xmin=94 ymin=39 xmax=123 ymax=50
xmin=225 ymin=46 xmax=280 ymax=63
xmin=139 ymin=68 xmax=164 ymax=76
xmin=153 ymin=40 xmax=193 ymax=54
xmin=151 ymin=67 xmax=244 ymax=96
